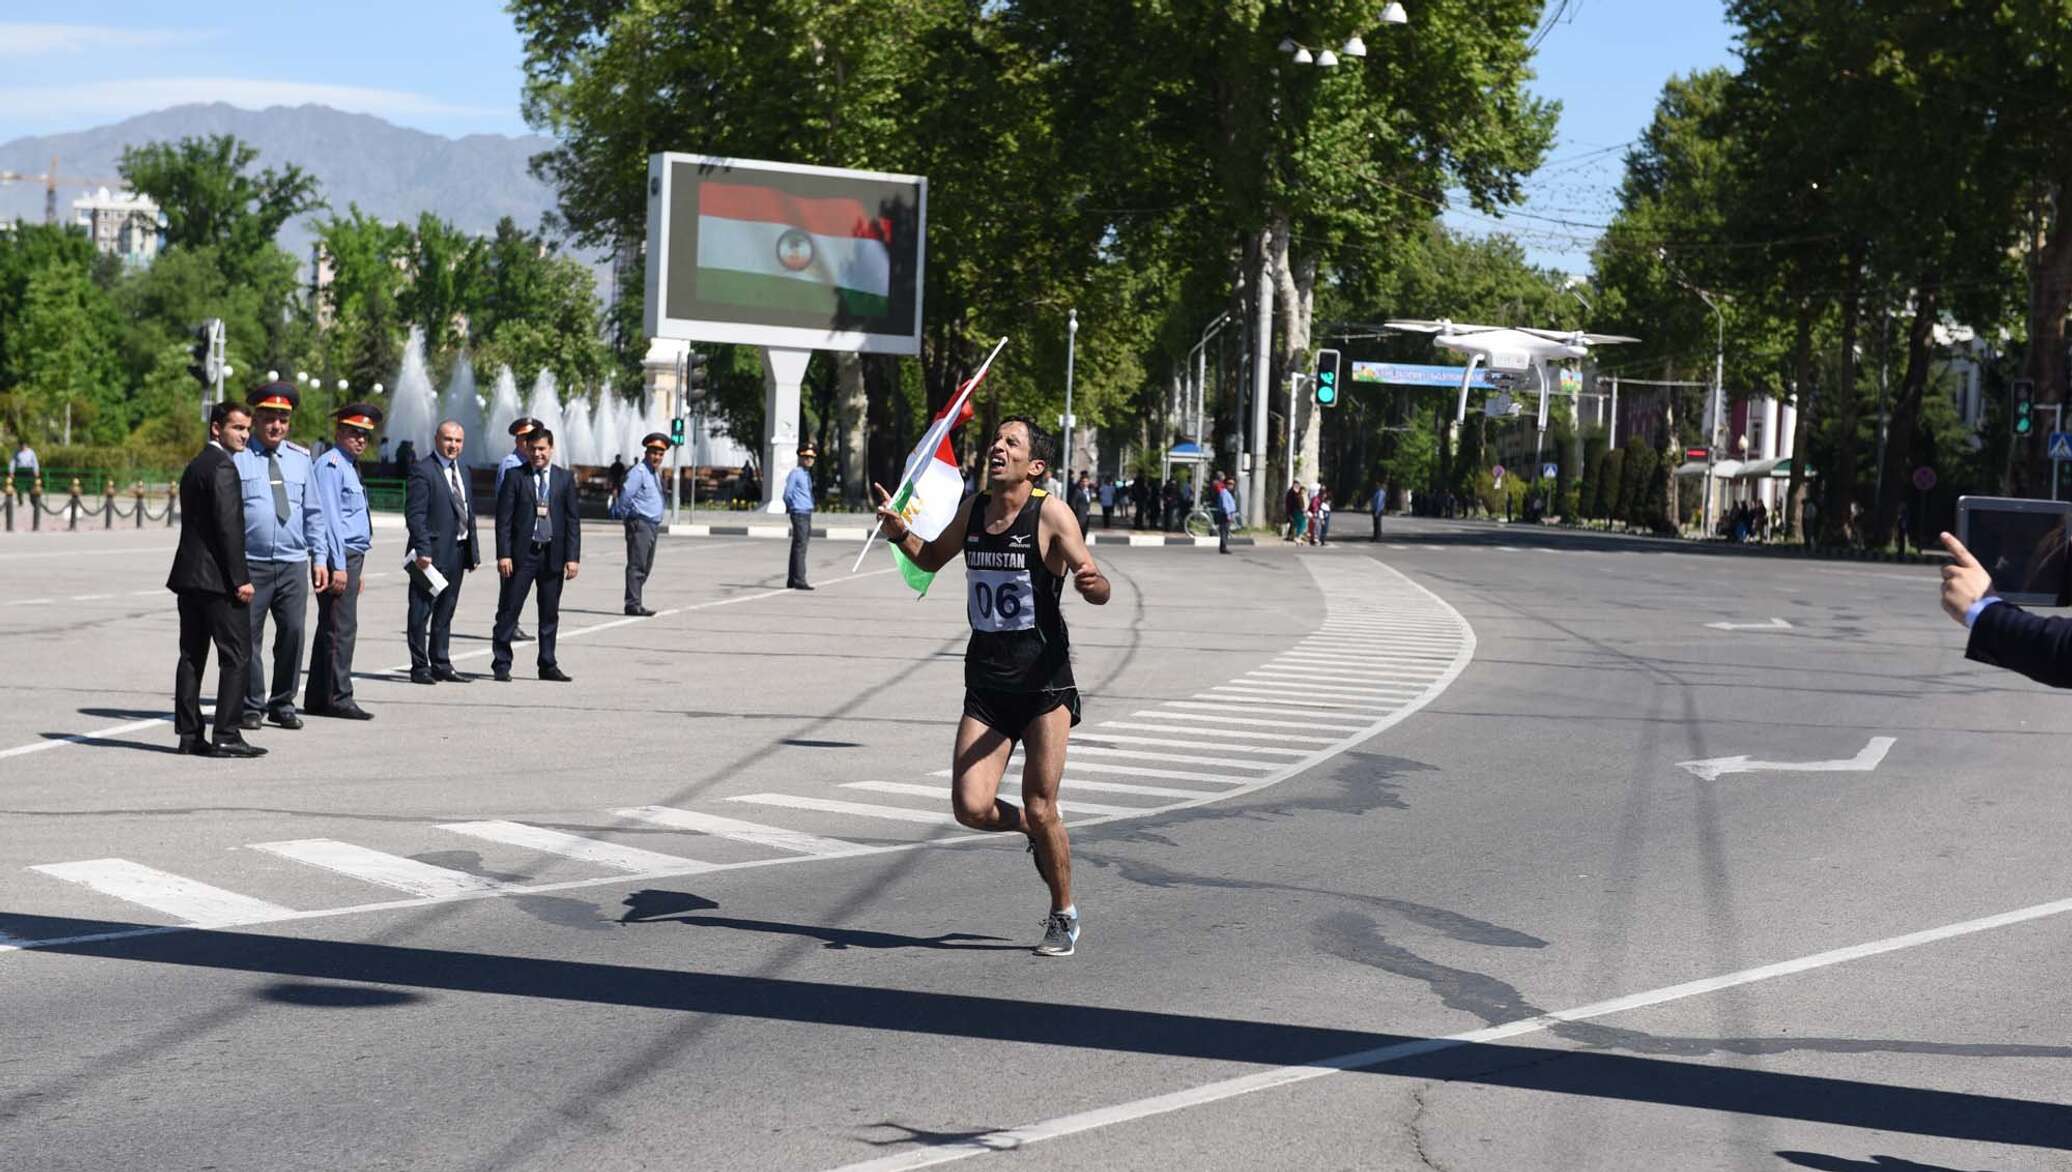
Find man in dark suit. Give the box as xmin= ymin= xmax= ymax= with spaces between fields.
xmin=167 ymin=402 xmax=266 ymax=758
xmin=493 ymin=428 xmax=581 ymax=682
xmin=1941 ymin=530 xmax=2072 ymax=685
xmin=405 ymin=419 xmax=481 ymax=685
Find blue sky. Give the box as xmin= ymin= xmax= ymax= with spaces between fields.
xmin=0 ymin=1 xmax=1736 ymax=272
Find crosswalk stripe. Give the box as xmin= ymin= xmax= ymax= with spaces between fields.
xmin=843 ymin=781 xmax=1148 ymax=817
xmin=1243 ymin=669 xmax=1436 ymax=685
xmin=613 ymin=806 xmax=863 ymax=857
xmin=28 ymin=859 xmax=293 ymax=926
xmin=1160 ymin=701 xmax=1370 ymax=727
xmin=1066 ymin=743 xmax=1280 ymax=770
xmin=250 ymin=839 xmax=506 ymax=897
xmin=727 ymin=793 xmax=962 ymax=825
xmin=435 ymin=820 xmax=710 ymax=874
xmin=1076 ymin=730 xmax=1311 ymax=756
xmin=1201 ymin=689 xmax=1397 ymax=711
xmin=1102 ymin=720 xmax=1338 ymax=744
xmin=937 ymin=758 xmax=1252 ymax=785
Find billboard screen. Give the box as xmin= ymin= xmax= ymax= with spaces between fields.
xmin=644 ymin=153 xmax=926 ymax=355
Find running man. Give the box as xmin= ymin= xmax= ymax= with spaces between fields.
xmin=872 ymin=415 xmax=1112 ymax=956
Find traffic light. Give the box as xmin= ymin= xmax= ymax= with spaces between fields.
xmin=669 ymin=416 xmax=686 ymax=446
xmin=1313 ymin=348 xmax=1341 ymax=407
xmin=2013 ymin=377 xmax=2035 ymax=437
xmin=188 ymin=324 xmax=212 ymax=386
xmin=684 ymin=349 xmax=709 ymax=402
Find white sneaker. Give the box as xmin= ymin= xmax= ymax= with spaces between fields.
xmin=1035 ymin=909 xmax=1080 ymax=957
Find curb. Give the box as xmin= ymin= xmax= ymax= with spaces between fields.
xmin=1439 ymin=518 xmax=1949 ymax=567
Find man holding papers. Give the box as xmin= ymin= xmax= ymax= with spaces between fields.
xmin=404 ymin=420 xmax=480 ymax=685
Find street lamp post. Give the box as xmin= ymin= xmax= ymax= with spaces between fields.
xmin=1661 ymin=251 xmax=1725 ymax=532
xmin=1187 ymin=310 xmax=1231 ymax=507
xmin=1061 ymin=308 xmax=1077 ymax=487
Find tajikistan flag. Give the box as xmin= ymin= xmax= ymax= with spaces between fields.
xmin=696 ymin=182 xmax=893 ymax=319
xmin=888 ymin=392 xmax=976 ymax=597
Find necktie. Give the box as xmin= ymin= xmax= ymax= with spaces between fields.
xmin=533 ymin=470 xmax=551 ymax=542
xmin=447 ymin=461 xmax=466 ymax=519
xmin=266 ymin=449 xmax=290 ymax=524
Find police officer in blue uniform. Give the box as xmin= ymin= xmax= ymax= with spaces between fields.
xmin=232 ymin=382 xmax=329 ymax=730
xmin=306 ymin=403 xmax=381 ymax=720
xmin=611 ymin=431 xmax=669 ymax=615
xmin=496 ymin=417 xmax=542 ymax=640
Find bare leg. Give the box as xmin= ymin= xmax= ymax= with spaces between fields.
xmin=950 ymin=716 xmax=1021 ymax=831
xmin=1018 ymin=704 xmax=1074 ymax=913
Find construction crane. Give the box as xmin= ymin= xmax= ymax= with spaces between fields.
xmin=0 ymin=155 xmax=130 ymax=224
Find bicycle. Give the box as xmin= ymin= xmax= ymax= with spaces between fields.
xmin=1183 ymin=507 xmax=1216 ymax=539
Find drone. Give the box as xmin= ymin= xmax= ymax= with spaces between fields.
xmin=1384 ymin=319 xmax=1639 ymax=428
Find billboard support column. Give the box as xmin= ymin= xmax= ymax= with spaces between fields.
xmin=762 ymin=346 xmax=812 ymax=513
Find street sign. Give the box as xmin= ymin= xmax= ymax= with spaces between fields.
xmin=1492 ymin=463 xmax=1505 ymax=482
xmin=1911 ymin=465 xmax=1936 ymax=491
xmin=1541 ymin=463 xmax=1559 ymax=480
xmin=2050 ymin=432 xmax=2072 ymax=461
xmin=1685 ymin=446 xmax=1710 ymax=461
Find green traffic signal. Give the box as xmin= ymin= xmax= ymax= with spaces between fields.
xmin=1313 ymin=348 xmax=1341 ymax=408
xmin=669 ymin=417 xmax=686 ymax=445
xmin=2013 ymin=378 xmax=2035 ymax=436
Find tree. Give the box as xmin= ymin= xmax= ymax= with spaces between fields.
xmin=313 ymin=205 xmax=413 ymax=393
xmin=11 ymin=263 xmax=124 ymax=444
xmin=118 ymin=135 xmax=322 ymax=279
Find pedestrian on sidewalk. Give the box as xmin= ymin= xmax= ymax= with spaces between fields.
xmin=612 ymin=432 xmax=669 ymax=615
xmin=168 ymin=402 xmax=263 ymax=758
xmin=1370 ymin=482 xmax=1386 ymax=540
xmin=1285 ymin=482 xmax=1306 ymax=542
xmin=1098 ymin=474 xmax=1115 ymax=529
xmin=1215 ymin=474 xmax=1238 ymax=555
xmin=784 ymin=444 xmax=817 ymax=590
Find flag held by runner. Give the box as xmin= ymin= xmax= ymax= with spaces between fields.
xmin=854 ymin=337 xmax=1008 ymax=592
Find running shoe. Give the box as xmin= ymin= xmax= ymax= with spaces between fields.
xmin=1035 ymin=909 xmax=1080 ymax=957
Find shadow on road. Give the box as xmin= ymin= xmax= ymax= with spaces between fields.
xmin=4 ymin=912 xmax=2067 ymax=1152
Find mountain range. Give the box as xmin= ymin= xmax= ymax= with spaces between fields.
xmin=0 ymin=103 xmax=566 ymax=262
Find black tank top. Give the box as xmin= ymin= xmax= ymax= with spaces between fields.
xmin=962 ymin=490 xmax=1074 ymax=692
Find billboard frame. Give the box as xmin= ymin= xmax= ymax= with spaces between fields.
xmin=643 ymin=152 xmax=927 ymax=356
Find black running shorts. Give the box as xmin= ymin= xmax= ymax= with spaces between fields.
xmin=962 ymin=687 xmax=1082 ymax=742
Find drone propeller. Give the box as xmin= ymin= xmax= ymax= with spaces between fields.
xmin=1386 ymin=318 xmax=1503 ymax=337
xmin=1515 ymin=326 xmax=1641 ymax=346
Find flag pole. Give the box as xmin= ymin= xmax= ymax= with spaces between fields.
xmin=853 ymin=336 xmax=1008 ymax=573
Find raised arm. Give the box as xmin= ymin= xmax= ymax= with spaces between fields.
xmin=1038 ymin=493 xmax=1109 ymax=605
xmin=873 ymin=484 xmax=974 ymax=574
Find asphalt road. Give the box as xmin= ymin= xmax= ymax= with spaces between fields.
xmin=2 ymin=516 xmax=2068 ymax=1171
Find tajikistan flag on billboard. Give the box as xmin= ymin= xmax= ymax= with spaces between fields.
xmin=863 ymin=337 xmax=1008 ymax=597
xmin=696 ymin=182 xmax=893 ymax=319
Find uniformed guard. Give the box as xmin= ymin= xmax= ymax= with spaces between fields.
xmin=496 ymin=417 xmax=542 ymax=641
xmin=232 ymin=381 xmax=329 ymax=730
xmin=306 ymin=403 xmax=382 ymax=720
xmin=611 ymin=431 xmax=669 ymax=615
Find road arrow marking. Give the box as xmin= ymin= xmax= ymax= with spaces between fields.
xmin=1705 ymin=617 xmax=1794 ymax=631
xmin=1677 ymin=736 xmax=1895 ymax=782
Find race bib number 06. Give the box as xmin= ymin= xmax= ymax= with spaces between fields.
xmin=967 ymin=567 xmax=1035 ymax=633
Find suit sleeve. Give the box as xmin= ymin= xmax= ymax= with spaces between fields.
xmin=211 ymin=458 xmax=250 ymax=591
xmin=404 ymin=460 xmax=432 ymax=555
xmin=562 ymin=471 xmax=581 ymax=563
xmin=1966 ymin=601 xmax=2072 ymax=689
xmin=464 ymin=474 xmax=481 ymax=569
xmin=495 ymin=469 xmax=517 ymax=560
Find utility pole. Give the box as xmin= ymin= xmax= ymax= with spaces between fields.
xmin=1062 ymin=308 xmax=1077 ymax=484
xmin=1247 ymin=246 xmax=1273 ymax=529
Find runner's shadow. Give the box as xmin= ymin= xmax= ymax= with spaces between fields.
xmin=40 ymin=732 xmax=178 ymax=754
xmin=618 ymin=889 xmax=1017 ymax=951
xmin=1777 ymin=1154 xmax=1988 ymax=1172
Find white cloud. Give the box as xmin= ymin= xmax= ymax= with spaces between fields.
xmin=0 ymin=23 xmax=214 ymax=56
xmin=0 ymin=77 xmax=506 ymax=125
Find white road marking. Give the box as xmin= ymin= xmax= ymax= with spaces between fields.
xmin=435 ymin=820 xmax=709 ymax=874
xmin=1677 ymin=735 xmax=1896 ymax=782
xmin=1074 ymin=731 xmax=1310 ymax=757
xmin=0 ymin=544 xmax=178 ymax=561
xmin=1199 ymin=690 xmax=1395 ymax=711
xmin=1101 ymin=721 xmax=1337 ymax=745
xmin=0 ymin=716 xmax=171 ymax=760
xmin=823 ymin=891 xmax=2072 ymax=1171
xmin=28 ymin=859 xmax=294 ymax=926
xmin=728 ymin=793 xmax=962 ymax=826
xmin=1152 ymin=704 xmax=1370 ymax=730
xmin=843 ymin=781 xmax=1146 ymax=817
xmin=1063 ymin=743 xmax=1280 ymax=770
xmin=1704 ymin=617 xmax=1794 ymax=631
xmin=613 ymin=806 xmax=864 ymax=857
xmin=934 ymin=758 xmax=1251 ymax=786
xmin=1242 ymin=669 xmax=1438 ymax=685
xmin=250 ymin=839 xmax=507 ymax=897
